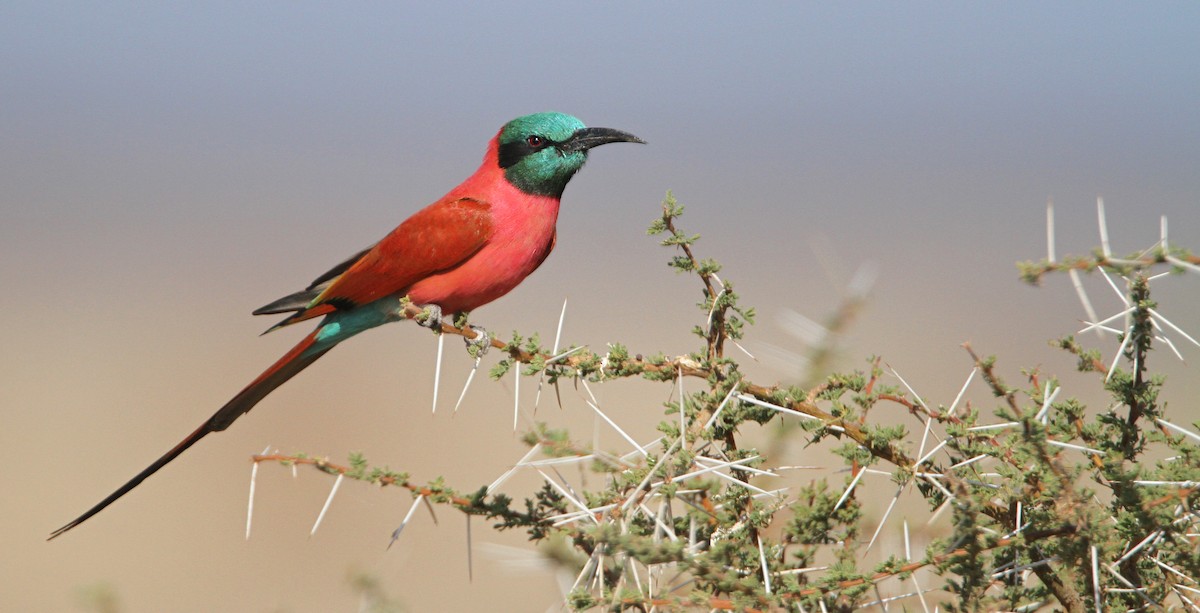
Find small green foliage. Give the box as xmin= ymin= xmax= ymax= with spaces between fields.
xmin=347 ymin=452 xmax=368 ymax=477
xmin=861 ymin=423 xmax=907 ymax=448
xmin=489 ymin=358 xmax=512 ymax=380
xmin=565 ymin=589 xmax=598 ymax=610
xmin=452 ymin=311 xmax=471 ymax=329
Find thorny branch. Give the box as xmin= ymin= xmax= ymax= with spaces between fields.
xmin=257 ymin=195 xmax=1200 ymax=611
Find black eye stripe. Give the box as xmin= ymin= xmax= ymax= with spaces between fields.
xmin=498 ymin=134 xmax=558 ymax=169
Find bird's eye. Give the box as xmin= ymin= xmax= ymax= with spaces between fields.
xmin=526 ymin=135 xmax=545 ymax=148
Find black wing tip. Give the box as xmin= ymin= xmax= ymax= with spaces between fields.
xmin=253 ymin=288 xmax=321 ymax=317
xmin=252 ymin=300 xmax=303 ymax=317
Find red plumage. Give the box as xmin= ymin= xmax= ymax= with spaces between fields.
xmin=50 ymin=113 xmax=640 ymax=538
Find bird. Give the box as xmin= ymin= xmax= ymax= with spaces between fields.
xmin=49 ymin=112 xmax=643 ymax=539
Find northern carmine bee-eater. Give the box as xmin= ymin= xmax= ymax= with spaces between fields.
xmin=50 ymin=112 xmax=643 ymax=539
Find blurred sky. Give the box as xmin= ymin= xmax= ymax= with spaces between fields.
xmin=4 ymin=3 xmax=1200 ymax=612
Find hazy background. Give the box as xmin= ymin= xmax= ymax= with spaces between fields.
xmin=4 ymin=3 xmax=1199 ymax=611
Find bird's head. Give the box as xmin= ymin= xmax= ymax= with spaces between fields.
xmin=496 ymin=112 xmax=644 ymax=198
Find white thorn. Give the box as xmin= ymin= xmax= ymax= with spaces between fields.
xmin=657 ymin=455 xmax=761 ymax=487
xmin=888 ymin=364 xmax=928 ymax=410
xmin=310 ymin=473 xmax=344 ymax=537
xmin=833 ymin=467 xmax=866 ymax=512
xmin=1078 ymin=306 xmax=1136 ymax=336
xmin=1151 ymin=556 xmax=1193 ymax=583
xmin=731 ymin=338 xmax=756 ymax=361
xmin=567 ymin=549 xmax=600 ymax=596
xmin=1173 ymin=586 xmax=1200 ymax=613
xmin=737 ymin=393 xmax=819 ymax=421
xmin=453 ymin=356 xmax=481 ymax=414
xmin=536 ymin=469 xmax=596 ymax=522
xmin=1034 ymin=384 xmax=1061 ymax=423
xmin=1105 ymin=562 xmax=1161 ymax=607
xmin=523 ymin=454 xmax=596 ymax=467
xmin=1166 ymin=254 xmax=1200 ymax=274
xmin=487 ymin=444 xmax=542 ymax=494
xmin=1115 ymin=530 xmax=1161 ymax=565
xmin=757 ymin=533 xmax=772 ymax=594
xmin=1097 ymin=266 xmax=1131 ymax=306
xmin=584 ymin=396 xmax=646 ymax=457
xmin=638 ymin=502 xmax=678 ymax=542
xmin=677 ymin=367 xmax=686 ymax=439
xmin=966 ymin=421 xmax=1019 ymax=432
xmin=924 ymin=473 xmax=955 ymax=500
xmin=949 ymin=367 xmax=977 ymax=416
xmin=903 ymin=520 xmax=911 ymax=560
xmin=949 ymin=454 xmax=988 ymax=469
xmin=513 ymin=366 xmax=520 ymax=432
xmin=1046 ymin=200 xmax=1056 ymax=262
xmin=911 ymin=574 xmax=932 ymax=613
xmin=915 ymin=440 xmax=949 ymax=468
xmin=1097 ymin=197 xmax=1111 ymax=257
xmin=431 ymin=333 xmax=444 ymax=414
xmin=706 ymin=469 xmax=780 ymax=498
xmin=1156 ymin=418 xmax=1200 ymax=445
xmin=866 ymin=485 xmax=903 ymax=552
xmin=245 ymin=444 xmax=270 ymax=541
xmin=465 ymin=515 xmax=474 ymax=582
xmin=553 ymin=299 xmax=567 ymax=355
xmin=388 ymin=494 xmax=424 ymax=549
xmin=916 ymin=413 xmax=933 ymax=463
xmin=706 ymin=287 xmax=725 ymax=335
xmin=578 ymin=377 xmax=604 ymax=415
xmin=695 ymin=455 xmax=778 ymax=478
xmin=545 ymin=345 xmax=587 ymax=365
xmin=702 ymin=379 xmax=742 ymax=430
xmin=535 ymin=299 xmax=570 ymax=412
xmin=1106 ymin=327 xmax=1133 ymax=382
xmin=927 ymin=497 xmax=953 ymax=526
xmin=620 ymin=437 xmax=682 ymax=512
xmin=1132 ymin=479 xmax=1200 ymax=489
xmin=1046 ymin=439 xmax=1105 ymax=455
xmin=1068 ymin=269 xmax=1102 ymax=339
xmin=1149 ymin=307 xmax=1200 ymax=349
xmin=710 ymin=271 xmax=726 ymax=291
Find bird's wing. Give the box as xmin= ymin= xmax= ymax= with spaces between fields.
xmin=264 ymin=197 xmax=493 ymax=329
xmin=253 ymin=246 xmax=375 ymax=316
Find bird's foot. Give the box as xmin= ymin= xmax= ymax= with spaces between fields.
xmin=463 ymin=324 xmax=490 ymax=357
xmin=414 ymin=304 xmax=444 ymax=331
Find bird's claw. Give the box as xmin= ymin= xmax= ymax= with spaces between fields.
xmin=464 ymin=324 xmax=490 ymax=356
xmin=415 ymin=304 xmax=444 ymax=331
xmin=415 ymin=304 xmax=487 ymax=355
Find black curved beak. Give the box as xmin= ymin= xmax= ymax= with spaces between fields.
xmin=561 ymin=127 xmax=646 ymax=153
